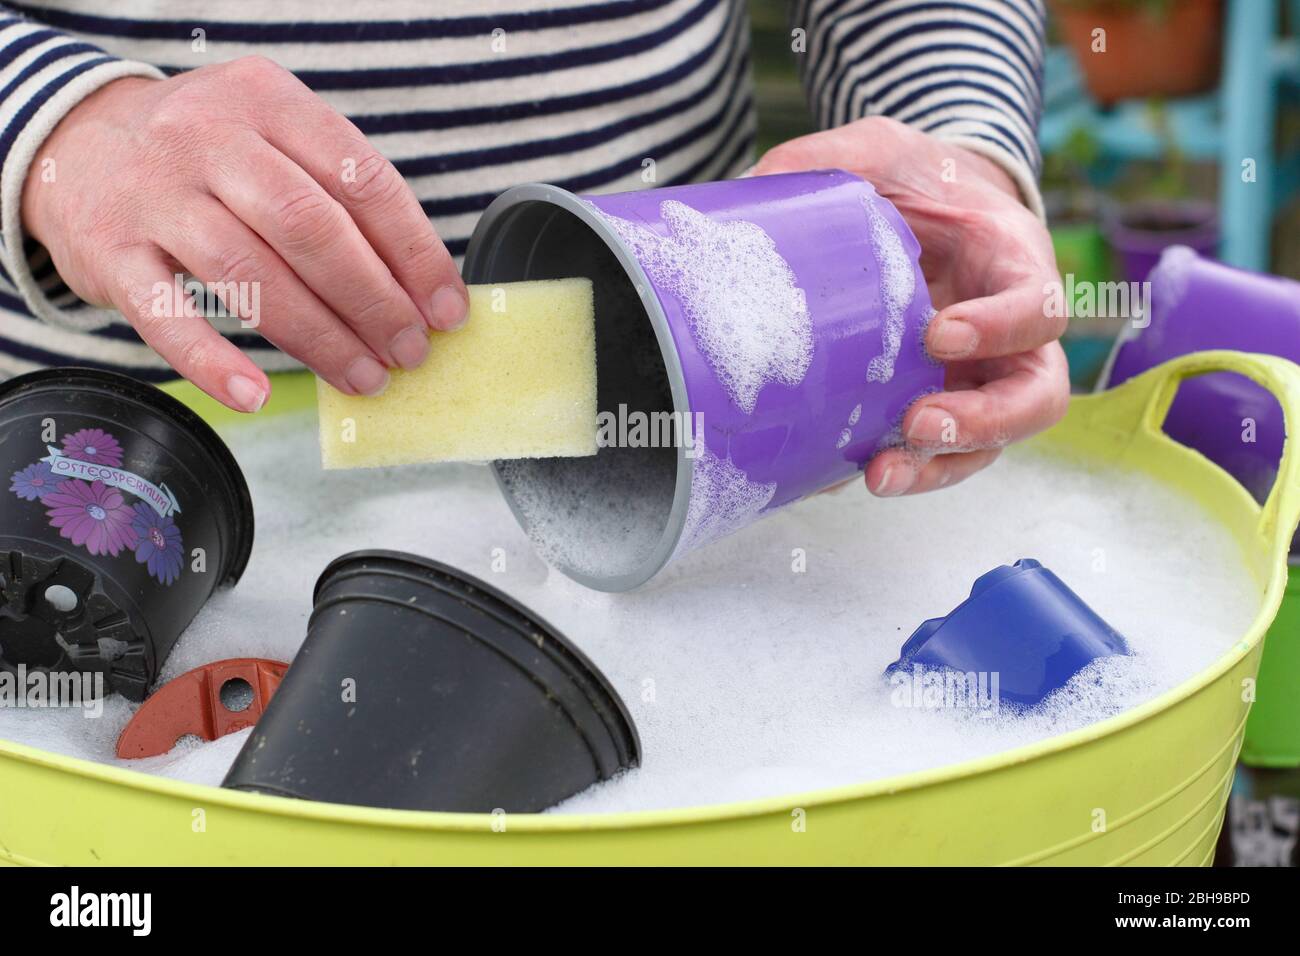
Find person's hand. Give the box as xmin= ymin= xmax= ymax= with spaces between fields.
xmin=751 ymin=116 xmax=1069 ymax=496
xmin=21 ymin=57 xmax=469 ymax=413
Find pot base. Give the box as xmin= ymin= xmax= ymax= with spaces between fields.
xmin=0 ymin=548 xmax=148 ymax=700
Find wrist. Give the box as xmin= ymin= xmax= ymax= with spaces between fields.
xmin=952 ymin=144 xmax=1021 ymax=201
xmin=20 ymin=75 xmax=157 ymax=246
xmin=941 ymin=138 xmax=1047 ymax=222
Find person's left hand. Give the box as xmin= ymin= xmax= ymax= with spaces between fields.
xmin=750 ymin=116 xmax=1069 ymax=496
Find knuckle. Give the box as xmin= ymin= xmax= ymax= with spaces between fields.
xmin=211 ymin=245 xmax=262 ymax=283
xmin=144 ymin=89 xmax=211 ymax=145
xmin=861 ymin=115 xmax=907 ymax=137
xmin=1047 ymin=306 xmax=1070 ymax=341
xmin=758 ymin=140 xmax=812 ymax=172
xmin=349 ymin=291 xmax=402 ymax=331
xmin=395 ymin=227 xmax=447 ymax=273
xmin=1048 ymin=369 xmax=1071 ymax=422
xmin=272 ymin=187 xmax=342 ymax=252
xmin=226 ymin=55 xmax=289 ymax=88
xmin=344 ymin=151 xmax=405 ymax=208
xmin=172 ymin=331 xmax=222 ymax=376
xmin=975 ymin=394 xmax=1011 ymax=447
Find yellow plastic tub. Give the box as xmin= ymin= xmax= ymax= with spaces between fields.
xmin=1 ymin=350 xmax=1297 ymax=866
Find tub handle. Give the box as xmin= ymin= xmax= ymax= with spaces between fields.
xmin=1137 ymin=350 xmax=1300 ymax=549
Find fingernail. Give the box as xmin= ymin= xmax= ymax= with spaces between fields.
xmin=928 ymin=318 xmax=978 ymax=359
xmin=907 ymin=406 xmax=955 ymax=446
xmin=226 ymin=374 xmax=266 ymax=413
xmin=389 ymin=325 xmax=430 ymax=370
xmin=738 ymin=164 xmax=758 ymax=178
xmin=346 ymin=355 xmax=390 ymax=396
xmin=871 ymin=462 xmax=916 ymax=497
xmin=430 ymin=285 xmax=468 ymax=331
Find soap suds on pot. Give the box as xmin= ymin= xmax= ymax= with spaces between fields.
xmin=598 ymin=200 xmax=814 ymax=414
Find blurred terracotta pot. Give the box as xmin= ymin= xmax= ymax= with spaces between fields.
xmin=1051 ymin=0 xmax=1222 ymax=105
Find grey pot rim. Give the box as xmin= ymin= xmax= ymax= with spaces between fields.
xmin=463 ymin=182 xmax=694 ymax=593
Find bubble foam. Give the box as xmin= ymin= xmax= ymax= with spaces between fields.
xmin=497 ymin=447 xmax=676 ymax=580
xmin=598 ymin=200 xmax=813 ymax=414
xmin=863 ymin=195 xmax=918 ymax=384
xmin=674 ymin=443 xmax=777 ymax=557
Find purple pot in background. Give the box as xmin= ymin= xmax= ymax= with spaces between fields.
xmin=1102 ymin=199 xmax=1219 ymax=285
xmin=463 ymin=171 xmax=943 ymax=590
xmin=1101 ymin=246 xmax=1300 ymax=550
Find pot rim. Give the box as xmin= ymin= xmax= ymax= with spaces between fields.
xmin=463 ymin=183 xmax=695 ymax=593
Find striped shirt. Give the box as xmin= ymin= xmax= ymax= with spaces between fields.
xmin=0 ymin=0 xmax=1045 ymax=382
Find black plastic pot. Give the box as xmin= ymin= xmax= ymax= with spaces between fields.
xmin=222 ymin=550 xmax=640 ymax=813
xmin=0 ymin=368 xmax=253 ymax=700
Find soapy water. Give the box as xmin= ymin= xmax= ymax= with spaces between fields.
xmin=863 ymin=194 xmax=917 ymax=385
xmin=0 ymin=412 xmax=1260 ymax=813
xmin=673 ymin=443 xmax=777 ymax=558
xmin=597 ymin=200 xmax=813 ymax=414
xmin=498 ymin=446 xmax=676 ymax=580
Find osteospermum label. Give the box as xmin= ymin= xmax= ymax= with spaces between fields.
xmin=42 ymin=447 xmax=181 ymax=518
xmin=7 ymin=427 xmax=186 ymax=586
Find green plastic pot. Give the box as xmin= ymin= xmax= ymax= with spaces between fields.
xmin=1242 ymin=561 xmax=1300 ymax=767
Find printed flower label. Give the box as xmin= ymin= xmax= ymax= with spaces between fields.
xmin=8 ymin=428 xmax=186 ymax=586
xmin=42 ymin=448 xmax=181 ymax=518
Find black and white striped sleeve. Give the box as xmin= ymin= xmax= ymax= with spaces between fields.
xmin=0 ymin=7 xmax=163 ymax=331
xmin=793 ymin=0 xmax=1047 ymax=218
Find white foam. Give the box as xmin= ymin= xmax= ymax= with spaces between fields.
xmin=0 ymin=412 xmax=1261 ymax=815
xmin=863 ymin=195 xmax=917 ymax=384
xmin=496 ymin=448 xmax=675 ymax=581
xmin=674 ymin=443 xmax=777 ymax=557
xmin=836 ymin=403 xmax=864 ymax=449
xmin=598 ymin=200 xmax=813 ymax=413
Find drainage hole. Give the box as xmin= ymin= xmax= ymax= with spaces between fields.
xmin=219 ymin=677 xmax=254 ymax=713
xmin=44 ymin=584 xmax=79 ymax=613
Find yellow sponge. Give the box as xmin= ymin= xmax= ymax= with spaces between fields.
xmin=317 ymin=278 xmax=597 ymax=468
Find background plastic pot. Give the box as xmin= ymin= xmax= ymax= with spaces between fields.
xmin=1242 ymin=561 xmax=1300 ymax=768
xmin=1099 ymin=248 xmax=1300 ymax=767
xmin=1051 ymin=0 xmax=1223 ymax=106
xmin=222 ymin=550 xmax=639 ymax=812
xmin=0 ymin=369 xmax=253 ymax=700
xmin=1101 ymin=199 xmax=1219 ymax=285
xmin=463 ymin=170 xmax=943 ymax=591
xmin=1100 ymin=246 xmax=1300 ymax=550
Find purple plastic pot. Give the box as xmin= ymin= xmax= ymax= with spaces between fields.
xmin=1101 ymin=246 xmax=1300 ymax=550
xmin=463 ymin=170 xmax=942 ymax=590
xmin=1102 ymin=199 xmax=1219 ymax=285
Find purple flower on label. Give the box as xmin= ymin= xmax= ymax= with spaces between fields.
xmin=10 ymin=461 xmax=63 ymax=501
xmin=61 ymin=428 xmax=124 ymax=468
xmin=43 ymin=480 xmax=137 ymax=556
xmin=129 ymin=502 xmax=184 ymax=586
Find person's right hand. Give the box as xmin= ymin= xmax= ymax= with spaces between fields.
xmin=21 ymin=56 xmax=468 ymax=413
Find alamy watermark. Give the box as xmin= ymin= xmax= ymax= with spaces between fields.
xmin=1044 ymin=274 xmax=1151 ymax=328
xmin=0 ymin=664 xmax=104 ymax=718
xmin=50 ymin=886 xmax=151 ymax=936
xmin=596 ymin=403 xmax=705 ymax=458
xmin=888 ymin=665 xmax=1001 ymax=717
xmin=152 ymin=273 xmax=261 ymax=328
